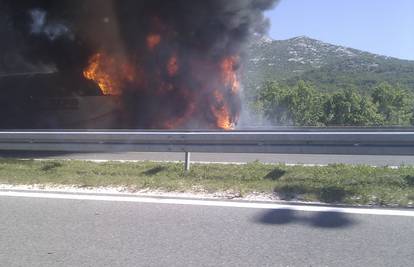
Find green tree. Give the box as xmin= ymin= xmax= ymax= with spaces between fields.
xmin=411 ymin=112 xmax=414 ymax=125
xmin=256 ymin=80 xmax=414 ymax=127
xmin=286 ymin=81 xmax=325 ymax=126
xmin=371 ymin=82 xmax=414 ymax=126
xmin=258 ymin=81 xmax=293 ymax=125
xmin=258 ymin=81 xmax=326 ymax=126
xmin=325 ymin=89 xmax=383 ymax=126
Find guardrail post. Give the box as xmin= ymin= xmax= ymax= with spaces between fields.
xmin=185 ymin=152 xmax=191 ymax=172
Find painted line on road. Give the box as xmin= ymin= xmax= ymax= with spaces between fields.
xmin=0 ymin=190 xmax=413 ymax=217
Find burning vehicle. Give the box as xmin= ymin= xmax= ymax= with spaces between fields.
xmin=0 ymin=0 xmax=276 ymax=129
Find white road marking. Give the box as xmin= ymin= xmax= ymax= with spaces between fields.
xmin=0 ymin=190 xmax=413 ymax=217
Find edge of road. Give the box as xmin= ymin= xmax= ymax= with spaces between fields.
xmin=1 ymin=186 xmax=414 ymax=217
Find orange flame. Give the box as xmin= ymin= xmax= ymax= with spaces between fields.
xmin=147 ymin=33 xmax=161 ymax=50
xmin=83 ymin=52 xmax=136 ymax=95
xmin=211 ymin=90 xmax=234 ymax=130
xmin=83 ymin=46 xmax=240 ymax=129
xmin=221 ymin=56 xmax=240 ymax=94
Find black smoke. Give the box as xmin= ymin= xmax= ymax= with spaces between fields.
xmin=0 ymin=0 xmax=277 ymax=129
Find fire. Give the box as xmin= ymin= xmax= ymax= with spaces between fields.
xmin=83 ymin=52 xmax=137 ymax=95
xmin=209 ymin=56 xmax=241 ymax=130
xmin=147 ymin=33 xmax=161 ymax=50
xmin=221 ymin=56 xmax=240 ymax=94
xmin=211 ymin=90 xmax=234 ymax=130
xmin=83 ymin=37 xmax=240 ymax=129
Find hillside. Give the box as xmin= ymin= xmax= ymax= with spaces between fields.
xmin=244 ymin=36 xmax=414 ymax=95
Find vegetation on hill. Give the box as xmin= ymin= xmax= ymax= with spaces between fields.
xmin=256 ymin=81 xmax=414 ymax=126
xmin=245 ymin=36 xmax=414 ymax=126
xmin=244 ymin=36 xmax=414 ymax=95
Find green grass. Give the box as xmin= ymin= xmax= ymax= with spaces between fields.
xmin=1 ymin=159 xmax=414 ymax=207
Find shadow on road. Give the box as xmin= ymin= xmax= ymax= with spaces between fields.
xmin=310 ymin=211 xmax=354 ymax=228
xmin=255 ymin=209 xmax=356 ymax=229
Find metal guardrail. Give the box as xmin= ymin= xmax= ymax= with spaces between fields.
xmin=0 ymin=130 xmax=413 ymax=170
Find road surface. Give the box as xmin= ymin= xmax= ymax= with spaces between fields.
xmin=1 ymin=151 xmax=414 ymax=166
xmin=0 ymin=191 xmax=413 ymax=266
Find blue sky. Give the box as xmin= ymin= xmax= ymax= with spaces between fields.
xmin=266 ymin=0 xmax=414 ymax=60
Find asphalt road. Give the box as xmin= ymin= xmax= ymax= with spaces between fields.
xmin=1 ymin=193 xmax=413 ymax=266
xmin=1 ymin=151 xmax=414 ymax=166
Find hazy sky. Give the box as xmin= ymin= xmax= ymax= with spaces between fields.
xmin=266 ymin=0 xmax=414 ymax=60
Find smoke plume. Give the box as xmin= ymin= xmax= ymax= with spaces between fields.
xmin=0 ymin=0 xmax=277 ymax=129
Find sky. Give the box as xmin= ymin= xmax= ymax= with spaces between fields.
xmin=266 ymin=0 xmax=414 ymax=60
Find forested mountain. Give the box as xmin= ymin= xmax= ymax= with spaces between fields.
xmin=244 ymin=36 xmax=414 ymax=95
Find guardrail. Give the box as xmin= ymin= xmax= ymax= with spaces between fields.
xmin=0 ymin=130 xmax=414 ymax=170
